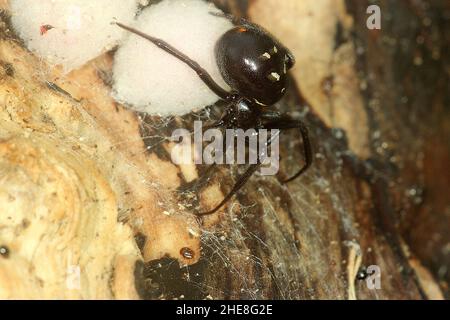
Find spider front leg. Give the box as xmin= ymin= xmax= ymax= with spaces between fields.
xmin=261 ymin=112 xmax=313 ymax=183
xmin=115 ymin=22 xmax=233 ymax=101
xmin=208 ymin=11 xmax=248 ymax=25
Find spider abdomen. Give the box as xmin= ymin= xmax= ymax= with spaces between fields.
xmin=215 ymin=25 xmax=295 ymax=107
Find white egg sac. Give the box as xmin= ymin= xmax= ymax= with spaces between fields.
xmin=112 ymin=0 xmax=233 ymax=116
xmin=10 ymin=0 xmax=139 ymax=72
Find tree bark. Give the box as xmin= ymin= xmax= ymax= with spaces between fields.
xmin=0 ymin=0 xmax=448 ymax=299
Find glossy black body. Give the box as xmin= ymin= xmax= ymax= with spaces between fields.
xmin=116 ymin=17 xmax=312 ymax=216
xmin=219 ymin=99 xmax=263 ymax=130
xmin=215 ymin=25 xmax=295 ymax=107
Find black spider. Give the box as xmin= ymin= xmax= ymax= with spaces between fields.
xmin=116 ymin=15 xmax=312 ymax=216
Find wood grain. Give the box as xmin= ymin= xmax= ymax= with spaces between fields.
xmin=0 ymin=0 xmax=448 ymax=299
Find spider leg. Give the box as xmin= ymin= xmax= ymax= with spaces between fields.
xmin=178 ymin=163 xmax=218 ymax=193
xmin=115 ymin=22 xmax=233 ymax=101
xmin=196 ymin=163 xmax=261 ymax=216
xmin=208 ymin=12 xmax=268 ymax=31
xmin=177 ymin=122 xmax=224 ymax=204
xmin=208 ymin=11 xmax=248 ymax=25
xmin=177 ymin=102 xmax=236 ymax=194
xmin=196 ymin=130 xmax=279 ymax=216
xmin=261 ymin=113 xmax=313 ymax=183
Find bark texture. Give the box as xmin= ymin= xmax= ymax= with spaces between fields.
xmin=0 ymin=0 xmax=448 ymax=299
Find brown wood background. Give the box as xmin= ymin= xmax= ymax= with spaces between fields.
xmin=0 ymin=0 xmax=448 ymax=299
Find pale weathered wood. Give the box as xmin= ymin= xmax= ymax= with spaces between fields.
xmin=0 ymin=0 xmax=447 ymax=299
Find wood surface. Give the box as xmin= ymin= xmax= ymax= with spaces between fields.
xmin=0 ymin=0 xmax=448 ymax=299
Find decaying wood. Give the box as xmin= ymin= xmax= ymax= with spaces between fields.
xmin=0 ymin=0 xmax=448 ymax=299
